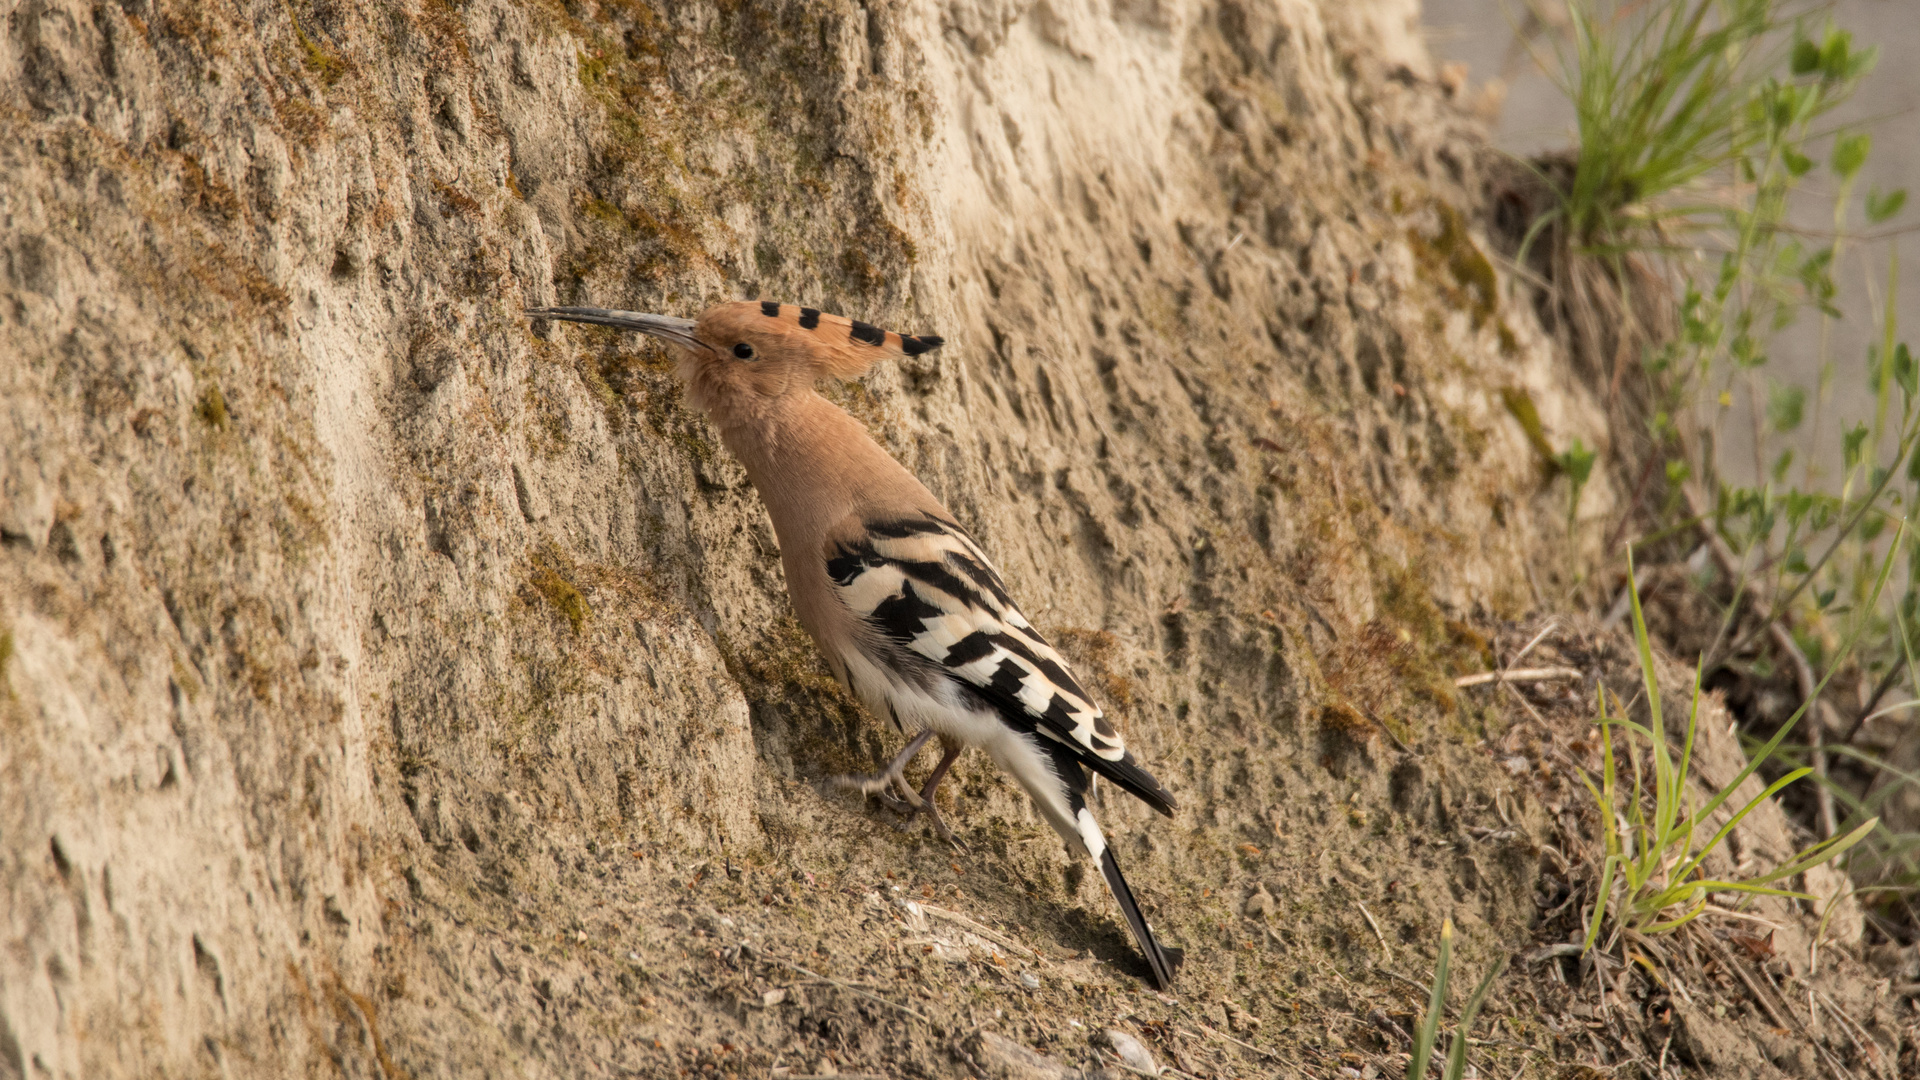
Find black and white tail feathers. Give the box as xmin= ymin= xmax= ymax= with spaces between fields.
xmin=1046 ymin=743 xmax=1182 ymax=990
xmin=1101 ymin=847 xmax=1183 ymax=990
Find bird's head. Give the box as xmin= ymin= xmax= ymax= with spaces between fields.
xmin=528 ymin=300 xmax=943 ymax=420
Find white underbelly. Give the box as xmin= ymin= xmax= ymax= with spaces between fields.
xmin=841 ymin=649 xmax=1099 ymax=856
xmin=843 ymin=649 xmax=1001 ymax=740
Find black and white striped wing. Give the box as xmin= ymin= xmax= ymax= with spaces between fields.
xmin=826 ymin=512 xmax=1176 ymax=815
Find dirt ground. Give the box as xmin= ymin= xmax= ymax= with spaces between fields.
xmin=387 ymin=616 xmax=1916 ymax=1079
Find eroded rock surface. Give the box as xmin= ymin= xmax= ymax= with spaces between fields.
xmin=3 ymin=1 xmax=1627 ymax=1075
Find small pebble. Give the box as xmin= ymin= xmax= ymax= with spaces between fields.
xmin=1103 ymin=1029 xmax=1160 ymax=1076
xmin=1017 ymin=972 xmax=1040 ymax=990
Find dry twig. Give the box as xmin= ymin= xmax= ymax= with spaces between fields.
xmin=1356 ymin=901 xmax=1392 ymax=963
xmin=1456 ymin=666 xmax=1585 ymax=688
xmin=1181 ymin=1022 xmax=1282 ymax=1062
xmin=767 ymin=958 xmax=929 ymax=1024
xmin=917 ymin=904 xmax=1040 ymax=960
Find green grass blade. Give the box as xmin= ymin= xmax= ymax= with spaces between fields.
xmin=1449 ymin=951 xmax=1509 ymax=1079
xmin=1820 ymin=743 xmax=1920 ymax=795
xmin=1671 ymin=767 xmax=1815 ymax=883
xmin=1584 ymin=856 xmax=1617 ymax=951
xmin=1745 ymin=816 xmax=1880 ymax=883
xmin=1682 ymin=881 xmax=1815 ymax=900
xmin=1677 ymin=522 xmax=1905 ymax=838
xmin=1641 ymin=898 xmax=1710 ymax=934
xmin=1669 ymin=662 xmax=1705 ymax=842
xmin=1442 ymin=1026 xmax=1467 ymax=1078
xmin=1409 ymin=920 xmax=1452 ymax=1080
xmin=1626 ymin=548 xmax=1666 ymax=751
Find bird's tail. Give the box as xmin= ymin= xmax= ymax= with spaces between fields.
xmin=1099 ymin=846 xmax=1183 ymax=991
xmin=1033 ymin=740 xmax=1182 ymax=990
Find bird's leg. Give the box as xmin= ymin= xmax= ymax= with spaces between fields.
xmin=833 ymin=729 xmax=934 ymax=814
xmin=909 ymin=737 xmax=966 ymax=849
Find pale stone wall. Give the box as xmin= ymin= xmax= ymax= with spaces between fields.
xmin=1 ymin=1 xmax=1614 ymax=1074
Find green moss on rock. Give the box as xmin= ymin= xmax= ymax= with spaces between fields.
xmin=1409 ymin=202 xmax=1498 ymax=329
xmin=196 ymin=384 xmax=230 ymax=429
xmin=530 ymin=554 xmax=590 ymax=634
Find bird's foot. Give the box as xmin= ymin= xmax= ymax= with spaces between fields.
xmin=917 ymin=799 xmax=967 ymax=853
xmin=832 ymin=768 xmax=925 ymax=815
xmin=830 ymin=732 xmax=968 ymax=850
xmin=832 ymin=730 xmax=933 ymax=818
xmin=832 ymin=764 xmax=969 ymax=851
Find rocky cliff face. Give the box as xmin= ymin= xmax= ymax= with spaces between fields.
xmin=2 ymin=1 xmax=1620 ymax=1075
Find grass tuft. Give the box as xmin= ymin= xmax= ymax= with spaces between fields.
xmin=1578 ymin=550 xmax=1884 ymax=948
xmin=1540 ymin=0 xmax=1867 ymax=248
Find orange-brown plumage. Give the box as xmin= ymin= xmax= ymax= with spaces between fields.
xmin=670 ymin=301 xmax=941 ymax=431
xmin=526 ymin=298 xmax=1180 ymax=988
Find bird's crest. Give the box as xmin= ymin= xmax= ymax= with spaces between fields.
xmin=696 ymin=300 xmax=943 ymax=381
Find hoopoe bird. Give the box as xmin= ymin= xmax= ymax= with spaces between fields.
xmin=527 ymin=300 xmax=1182 ymax=989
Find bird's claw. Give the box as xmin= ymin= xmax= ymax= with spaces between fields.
xmin=873 ymin=790 xmax=919 ymax=815
xmin=832 ymin=769 xmax=924 ymax=811
xmin=921 ymin=803 xmax=968 ymax=852
xmin=833 ymin=769 xmax=968 ymax=849
xmin=831 ymin=732 xmax=968 ymax=849
xmin=832 ymin=771 xmax=918 ymax=804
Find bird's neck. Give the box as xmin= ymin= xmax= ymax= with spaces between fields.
xmin=710 ymin=389 xmax=937 ymax=541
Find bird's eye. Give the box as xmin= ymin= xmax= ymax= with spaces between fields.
xmin=732 ymin=342 xmax=755 ymax=360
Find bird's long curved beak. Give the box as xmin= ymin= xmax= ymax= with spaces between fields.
xmin=525 ymin=307 xmax=710 ymax=352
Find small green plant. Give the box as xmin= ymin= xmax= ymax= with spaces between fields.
xmin=1407 ymin=920 xmax=1506 ymax=1080
xmin=288 ymin=7 xmax=349 ymax=86
xmin=1578 ymin=551 xmax=1882 ymax=948
xmin=1576 ymin=2 xmax=1863 ymax=233
xmin=1529 ymin=0 xmax=1920 ymax=918
xmin=1557 ymin=437 xmax=1598 ymax=527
